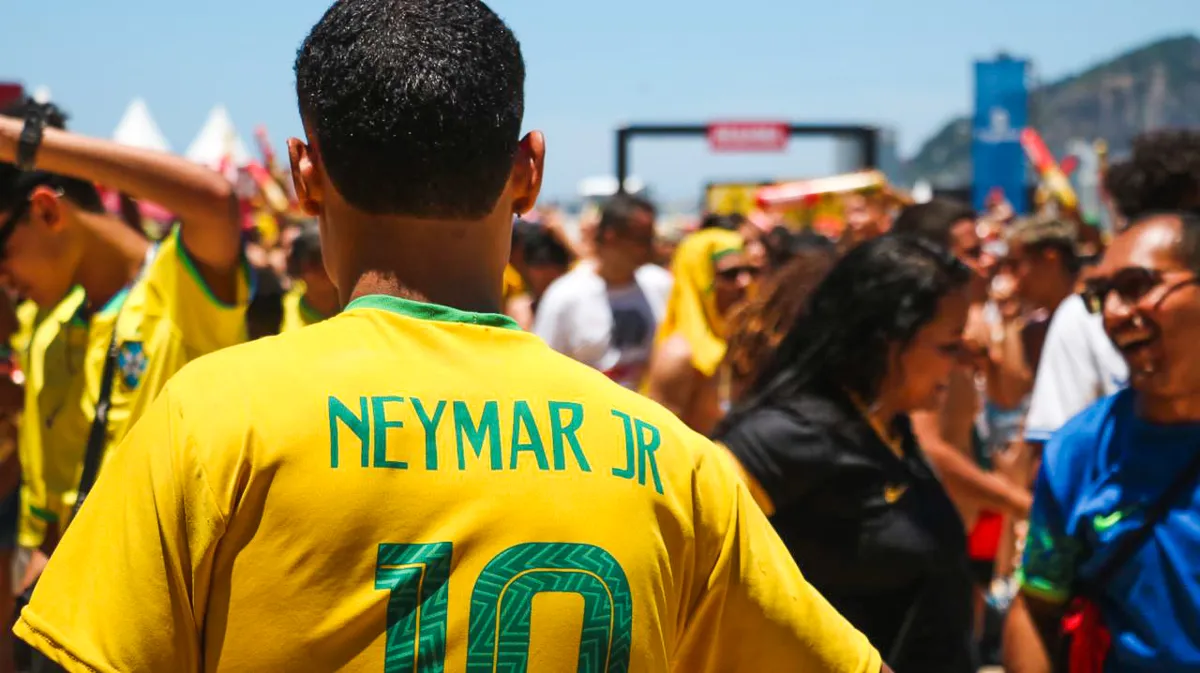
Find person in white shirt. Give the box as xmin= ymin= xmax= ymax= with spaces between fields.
xmin=1023 ymin=294 xmax=1127 ymax=443
xmin=534 ymin=194 xmax=672 ymax=389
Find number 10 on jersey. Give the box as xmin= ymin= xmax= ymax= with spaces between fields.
xmin=376 ymin=542 xmax=633 ymax=672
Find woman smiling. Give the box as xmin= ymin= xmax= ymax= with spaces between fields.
xmin=716 ymin=234 xmax=976 ymax=672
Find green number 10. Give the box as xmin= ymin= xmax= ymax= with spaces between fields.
xmin=376 ymin=542 xmax=633 ymax=673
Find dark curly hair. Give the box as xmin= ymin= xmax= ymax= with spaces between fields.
xmin=294 ymin=0 xmax=525 ymax=218
xmin=1105 ymin=129 xmax=1200 ymax=220
xmin=720 ymin=234 xmax=970 ymax=431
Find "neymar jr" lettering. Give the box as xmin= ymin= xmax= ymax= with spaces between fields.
xmin=326 ymin=396 xmax=664 ymax=494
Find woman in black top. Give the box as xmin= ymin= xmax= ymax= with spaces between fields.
xmin=717 ymin=235 xmax=976 ymax=672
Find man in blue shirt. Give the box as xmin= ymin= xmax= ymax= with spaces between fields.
xmin=1005 ymin=210 xmax=1200 ymax=672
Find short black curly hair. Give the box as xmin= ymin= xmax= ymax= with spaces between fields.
xmin=295 ymin=0 xmax=526 ymax=219
xmin=1105 ymin=129 xmax=1200 ymax=220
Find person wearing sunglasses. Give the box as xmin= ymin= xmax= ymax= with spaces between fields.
xmin=1004 ymin=211 xmax=1200 ymax=672
xmin=0 ymin=99 xmax=249 ymax=611
xmin=1022 ymin=131 xmax=1200 ymax=453
xmin=644 ymin=228 xmax=760 ymax=434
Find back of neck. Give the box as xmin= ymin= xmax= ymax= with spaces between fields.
xmin=348 ymin=269 xmax=501 ymax=315
xmin=334 ymin=212 xmax=509 ymax=315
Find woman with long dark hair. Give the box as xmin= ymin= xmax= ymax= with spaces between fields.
xmin=716 ymin=234 xmax=976 ymax=672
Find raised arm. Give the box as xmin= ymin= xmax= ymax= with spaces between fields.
xmin=0 ymin=116 xmax=242 ymax=301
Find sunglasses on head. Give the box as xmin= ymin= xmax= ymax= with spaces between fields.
xmin=1081 ymin=267 xmax=1200 ymax=314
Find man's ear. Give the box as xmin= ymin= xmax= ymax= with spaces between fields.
xmin=28 ymin=186 xmax=66 ymax=232
xmin=288 ymin=138 xmax=324 ymax=217
xmin=510 ymin=131 xmax=545 ymax=217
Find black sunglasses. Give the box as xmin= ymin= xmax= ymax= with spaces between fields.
xmin=715 ymin=265 xmax=762 ymax=282
xmin=1081 ymin=267 xmax=1200 ymax=314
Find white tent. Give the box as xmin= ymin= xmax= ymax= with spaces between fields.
xmin=185 ymin=105 xmax=251 ymax=169
xmin=112 ymin=98 xmax=171 ymax=152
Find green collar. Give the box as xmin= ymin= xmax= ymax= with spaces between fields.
xmin=345 ymin=294 xmax=520 ymax=331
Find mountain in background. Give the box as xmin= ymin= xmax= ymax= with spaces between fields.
xmin=903 ymin=34 xmax=1200 ymax=187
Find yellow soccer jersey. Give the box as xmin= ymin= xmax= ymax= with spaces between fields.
xmin=280 ymin=281 xmax=331 ymax=332
xmin=21 ymin=228 xmax=251 ymax=543
xmin=16 ymin=288 xmax=88 ymax=548
xmin=11 ymin=298 xmax=42 ymax=368
xmin=15 ymin=295 xmax=881 ymax=673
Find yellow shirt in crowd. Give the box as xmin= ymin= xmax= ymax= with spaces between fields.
xmin=18 ymin=228 xmax=251 ymax=545
xmin=16 ymin=295 xmax=879 ymax=673
xmin=11 ymin=299 xmax=43 ymax=366
xmin=17 ymin=288 xmax=87 ymax=547
xmin=280 ymin=280 xmax=330 ymax=332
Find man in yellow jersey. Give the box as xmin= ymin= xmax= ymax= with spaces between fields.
xmin=0 ymin=100 xmax=250 ymax=563
xmin=281 ymin=220 xmax=337 ymax=331
xmin=15 ymin=2 xmax=888 ymax=671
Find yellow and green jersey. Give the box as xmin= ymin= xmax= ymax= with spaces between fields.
xmin=280 ymin=281 xmax=331 ymax=332
xmin=11 ymin=298 xmax=43 ymax=369
xmin=16 ymin=288 xmax=88 ymax=548
xmin=16 ymin=294 xmax=879 ymax=673
xmin=18 ymin=227 xmax=251 ymax=546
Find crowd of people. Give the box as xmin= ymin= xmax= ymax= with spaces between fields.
xmin=0 ymin=0 xmax=1198 ymax=671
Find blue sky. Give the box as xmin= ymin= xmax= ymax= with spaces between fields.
xmin=2 ymin=0 xmax=1197 ymax=201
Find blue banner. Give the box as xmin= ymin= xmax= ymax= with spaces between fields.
xmin=972 ymin=58 xmax=1029 ymax=214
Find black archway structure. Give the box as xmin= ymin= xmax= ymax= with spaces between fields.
xmin=614 ymin=123 xmax=882 ymax=194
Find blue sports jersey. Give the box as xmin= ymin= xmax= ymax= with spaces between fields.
xmin=1019 ymin=389 xmax=1200 ymax=671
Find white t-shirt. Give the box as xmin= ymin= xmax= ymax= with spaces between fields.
xmin=1023 ymin=294 xmax=1128 ymax=443
xmin=534 ymin=264 xmax=673 ymax=389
